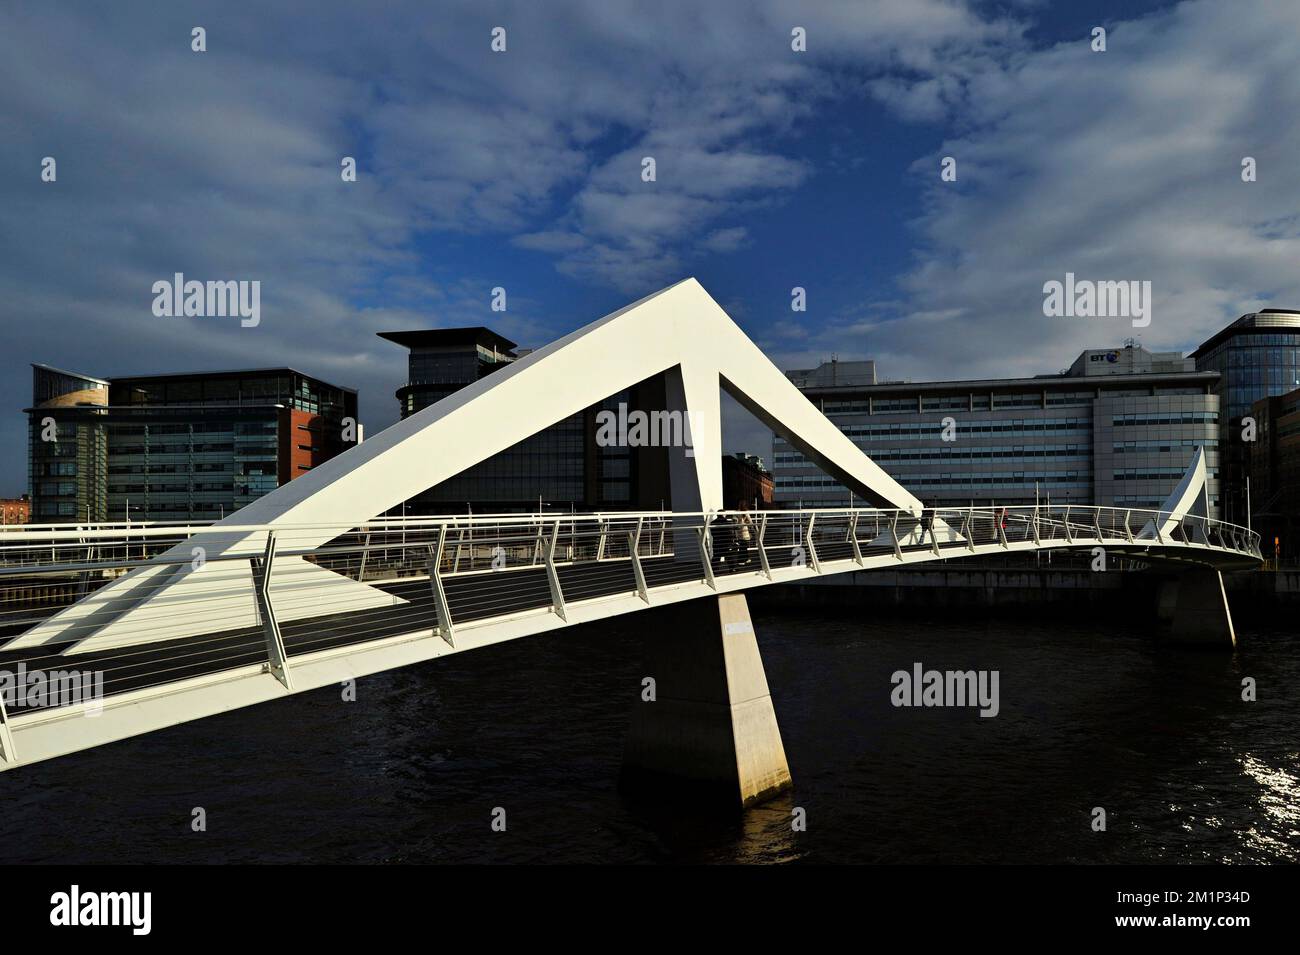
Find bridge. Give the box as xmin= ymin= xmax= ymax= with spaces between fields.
xmin=0 ymin=279 xmax=1261 ymax=804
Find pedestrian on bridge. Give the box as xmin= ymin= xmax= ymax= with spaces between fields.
xmin=735 ymin=504 xmax=755 ymax=568
xmin=718 ymin=504 xmax=755 ymax=569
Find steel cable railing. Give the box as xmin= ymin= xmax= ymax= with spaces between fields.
xmin=0 ymin=504 xmax=1262 ymax=718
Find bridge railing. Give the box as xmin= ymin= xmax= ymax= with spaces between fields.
xmin=0 ymin=503 xmax=1260 ymax=647
xmin=0 ymin=504 xmax=1262 ymax=720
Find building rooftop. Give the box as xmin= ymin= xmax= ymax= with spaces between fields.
xmin=785 ymin=359 xmax=876 ymax=389
xmin=109 ymin=367 xmax=357 ymax=394
xmin=786 ymin=342 xmax=1220 ymax=395
xmin=1192 ymin=309 xmax=1300 ymax=358
xmin=1065 ymin=344 xmax=1194 ymax=378
xmin=377 ymin=327 xmax=518 ymax=355
xmin=791 ymin=368 xmax=1217 ymax=395
xmin=31 ymin=363 xmax=109 ymax=386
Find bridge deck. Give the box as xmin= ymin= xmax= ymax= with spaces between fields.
xmin=0 ymin=538 xmax=893 ymax=714
xmin=0 ymin=499 xmax=1261 ymax=738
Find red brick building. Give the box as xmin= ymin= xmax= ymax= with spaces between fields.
xmin=1 ymin=496 xmax=32 ymax=525
xmin=722 ymin=452 xmax=774 ymax=510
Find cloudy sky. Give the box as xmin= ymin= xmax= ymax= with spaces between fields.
xmin=3 ymin=0 xmax=1298 ymax=494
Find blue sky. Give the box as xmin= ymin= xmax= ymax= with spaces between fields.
xmin=3 ymin=0 xmax=1298 ymax=493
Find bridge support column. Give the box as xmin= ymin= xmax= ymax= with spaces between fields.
xmin=1160 ymin=569 xmax=1237 ymax=648
xmin=662 ymin=361 xmax=723 ymax=565
xmin=622 ymin=593 xmax=792 ymax=807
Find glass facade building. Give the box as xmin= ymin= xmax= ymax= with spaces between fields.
xmin=1191 ymin=309 xmax=1300 ymax=525
xmin=1246 ymin=387 xmax=1300 ymax=561
xmin=26 ymin=366 xmax=357 ymax=523
xmin=774 ymin=345 xmax=1221 ymax=516
xmin=27 ymin=365 xmax=110 ymax=523
xmin=379 ymin=328 xmax=657 ymax=513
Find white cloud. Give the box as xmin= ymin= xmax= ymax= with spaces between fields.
xmin=512 ymin=231 xmax=589 ymax=254
xmin=814 ymin=0 xmax=1300 ymax=383
xmin=700 ymin=227 xmax=751 ymax=254
xmin=0 ymin=0 xmax=1047 ymax=487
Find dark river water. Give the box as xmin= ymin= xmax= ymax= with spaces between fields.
xmin=2 ymin=602 xmax=1297 ymax=864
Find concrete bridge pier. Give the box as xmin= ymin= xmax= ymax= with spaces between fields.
xmin=1158 ymin=569 xmax=1237 ymax=648
xmin=622 ymin=593 xmax=792 ymax=807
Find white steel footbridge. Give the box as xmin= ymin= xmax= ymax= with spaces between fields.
xmin=0 ymin=280 xmax=1260 ymax=794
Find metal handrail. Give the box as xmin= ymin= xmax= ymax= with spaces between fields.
xmin=0 ymin=502 xmax=1261 ymax=738
xmin=0 ymin=503 xmax=1261 ymax=547
xmin=0 ymin=504 xmax=1262 ymax=581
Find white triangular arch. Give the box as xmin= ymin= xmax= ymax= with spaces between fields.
xmin=9 ymin=278 xmax=926 ymax=653
xmin=1137 ymin=445 xmax=1211 ymax=542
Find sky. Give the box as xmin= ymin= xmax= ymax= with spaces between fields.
xmin=2 ymin=0 xmax=1299 ymax=494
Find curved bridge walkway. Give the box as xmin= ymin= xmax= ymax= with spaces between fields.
xmin=0 ymin=503 xmax=1259 ymax=772
xmin=0 ymin=280 xmax=1263 ymax=796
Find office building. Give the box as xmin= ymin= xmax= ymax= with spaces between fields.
xmin=1192 ymin=308 xmax=1300 ymax=524
xmin=380 ymin=327 xmax=667 ymax=512
xmin=1246 ymin=386 xmax=1300 ymax=560
xmin=774 ymin=344 xmax=1221 ymax=515
xmin=26 ymin=365 xmax=357 ymax=522
xmin=27 ymin=365 xmax=111 ymax=523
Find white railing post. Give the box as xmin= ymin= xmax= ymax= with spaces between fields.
xmin=427 ymin=525 xmax=455 ymax=648
xmin=358 ymin=529 xmax=371 ymax=581
xmin=628 ymin=516 xmax=649 ymax=604
xmin=251 ymin=531 xmax=292 ymax=691
xmin=758 ymin=512 xmax=772 ymax=579
xmin=848 ymin=513 xmax=864 ymax=566
xmin=545 ymin=518 xmax=567 ymax=620
xmin=0 ymin=687 xmax=16 ymax=764
xmin=697 ymin=515 xmax=716 ymax=590
xmin=596 ymin=519 xmax=608 ymax=561
xmin=890 ymin=512 xmax=903 ymax=560
xmin=452 ymin=525 xmax=466 ymax=574
xmin=805 ymin=513 xmax=821 ymax=572
xmin=531 ymin=521 xmax=545 ymax=565
xmin=75 ymin=529 xmax=96 ymax=599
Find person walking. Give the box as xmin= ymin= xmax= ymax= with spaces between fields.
xmin=735 ymin=504 xmax=755 ymax=567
